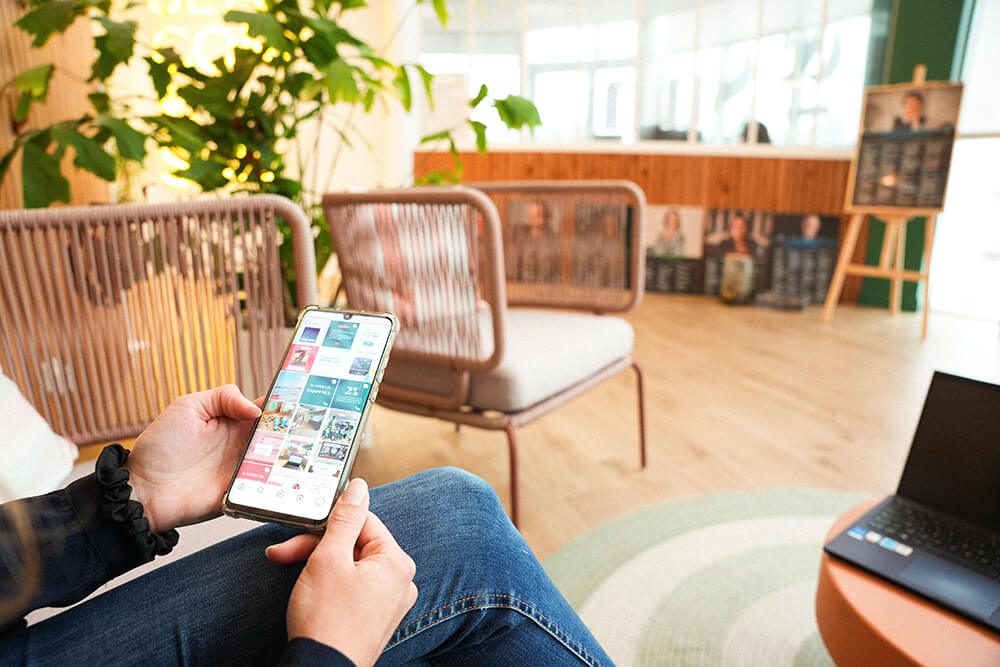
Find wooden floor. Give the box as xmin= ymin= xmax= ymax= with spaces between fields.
xmin=352 ymin=295 xmax=1000 ymax=560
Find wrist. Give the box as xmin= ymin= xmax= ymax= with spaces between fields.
xmin=123 ymin=469 xmax=160 ymax=533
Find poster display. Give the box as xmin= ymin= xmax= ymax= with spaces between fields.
xmin=644 ymin=205 xmax=705 ymax=294
xmin=847 ymin=81 xmax=963 ymax=212
xmin=702 ymin=209 xmax=773 ymax=297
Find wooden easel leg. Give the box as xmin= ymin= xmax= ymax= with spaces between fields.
xmin=890 ymin=219 xmax=906 ymax=316
xmin=921 ymin=216 xmax=937 ymax=339
xmin=822 ymin=213 xmax=865 ymax=323
xmin=880 ymin=219 xmax=898 ymax=271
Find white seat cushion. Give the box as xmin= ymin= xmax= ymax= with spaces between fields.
xmin=383 ymin=308 xmax=634 ymax=413
xmin=0 ymin=373 xmax=79 ymax=502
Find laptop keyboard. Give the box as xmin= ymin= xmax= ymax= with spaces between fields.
xmin=866 ymin=498 xmax=1000 ymax=579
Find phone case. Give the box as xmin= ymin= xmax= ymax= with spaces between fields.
xmin=220 ymin=305 xmax=399 ymax=531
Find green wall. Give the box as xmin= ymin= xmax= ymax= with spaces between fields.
xmin=856 ymin=0 xmax=968 ymax=311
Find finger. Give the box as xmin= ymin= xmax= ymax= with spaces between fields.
xmin=316 ymin=478 xmax=370 ymax=557
xmin=206 ymin=384 xmax=261 ymax=421
xmin=254 ymin=395 xmax=266 ymax=408
xmin=265 ymin=533 xmax=321 ymax=564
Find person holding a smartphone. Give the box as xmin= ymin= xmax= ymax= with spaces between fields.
xmin=0 ymin=384 xmax=612 ymax=666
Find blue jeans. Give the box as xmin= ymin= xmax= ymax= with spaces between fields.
xmin=15 ymin=468 xmax=611 ymax=666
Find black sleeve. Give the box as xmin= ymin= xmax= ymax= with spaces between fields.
xmin=278 ymin=638 xmax=356 ymax=667
xmin=0 ymin=473 xmax=150 ymax=637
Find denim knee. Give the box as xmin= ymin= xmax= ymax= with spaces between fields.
xmin=372 ymin=467 xmax=528 ymax=573
xmin=407 ymin=467 xmax=511 ymax=532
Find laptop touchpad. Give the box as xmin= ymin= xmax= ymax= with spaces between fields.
xmin=900 ymin=556 xmax=1000 ymax=619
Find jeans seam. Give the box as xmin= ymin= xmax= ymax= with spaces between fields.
xmin=384 ymin=593 xmax=604 ymax=667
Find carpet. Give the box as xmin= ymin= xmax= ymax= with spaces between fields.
xmin=543 ymin=489 xmax=866 ymax=666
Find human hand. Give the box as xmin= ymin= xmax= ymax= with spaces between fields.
xmin=126 ymin=384 xmax=261 ymax=533
xmin=267 ymin=479 xmax=418 ymax=666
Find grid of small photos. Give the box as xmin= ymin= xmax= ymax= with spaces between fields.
xmin=238 ymin=319 xmax=380 ymax=489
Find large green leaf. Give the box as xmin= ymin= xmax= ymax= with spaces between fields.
xmin=88 ymin=92 xmax=110 ymax=113
xmin=174 ymin=157 xmax=228 ymax=190
xmin=324 ymin=59 xmax=360 ymax=104
xmin=285 ymin=71 xmax=315 ymax=98
xmin=393 ymin=66 xmax=412 ymax=111
xmin=152 ymin=47 xmax=207 ymax=82
xmin=470 ymin=83 xmax=488 ymax=108
xmin=52 ymin=125 xmax=116 ymax=181
xmin=145 ymin=57 xmax=171 ymax=99
xmin=97 ymin=116 xmax=146 ymax=162
xmin=430 ymin=0 xmax=448 ymax=27
xmin=419 ymin=129 xmax=450 ymax=144
xmin=415 ymin=64 xmax=435 ymax=108
xmin=22 ymin=139 xmax=70 ymax=208
xmin=146 ymin=114 xmax=208 ymax=150
xmin=224 ymin=10 xmax=293 ymax=52
xmin=469 ymin=120 xmax=487 ymax=152
xmin=493 ymin=94 xmax=541 ymax=131
xmin=15 ymin=0 xmax=81 ymax=48
xmin=301 ymin=33 xmax=339 ymax=68
xmin=0 ymin=147 xmax=16 ymax=185
xmin=91 ymin=18 xmax=137 ymax=81
xmin=11 ymin=64 xmax=54 ymax=122
xmin=177 ymin=83 xmax=231 ymax=114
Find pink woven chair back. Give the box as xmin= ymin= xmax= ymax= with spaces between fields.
xmin=0 ymin=195 xmax=317 ymax=445
xmin=471 ymin=180 xmax=646 ymax=313
xmin=322 ymin=188 xmax=506 ymax=374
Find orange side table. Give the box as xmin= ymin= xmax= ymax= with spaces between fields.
xmin=815 ymin=499 xmax=1000 ymax=666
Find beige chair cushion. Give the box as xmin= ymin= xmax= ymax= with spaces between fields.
xmin=383 ymin=308 xmax=634 ymax=413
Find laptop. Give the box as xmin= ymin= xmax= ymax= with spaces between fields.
xmin=824 ymin=371 xmax=1000 ymax=633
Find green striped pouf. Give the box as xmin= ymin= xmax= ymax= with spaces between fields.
xmin=543 ymin=489 xmax=866 ymax=666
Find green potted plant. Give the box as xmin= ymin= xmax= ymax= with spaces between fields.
xmin=2 ymin=0 xmax=540 ymax=308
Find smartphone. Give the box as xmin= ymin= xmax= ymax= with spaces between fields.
xmin=222 ymin=306 xmax=398 ymax=531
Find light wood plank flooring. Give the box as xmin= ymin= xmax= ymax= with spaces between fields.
xmin=352 ymin=295 xmax=1000 ymax=559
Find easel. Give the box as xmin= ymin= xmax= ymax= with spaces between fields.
xmin=821 ymin=210 xmax=936 ymax=338
xmin=822 ymin=66 xmax=958 ymax=340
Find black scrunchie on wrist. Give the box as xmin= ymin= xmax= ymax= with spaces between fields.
xmin=95 ymin=444 xmax=179 ymax=562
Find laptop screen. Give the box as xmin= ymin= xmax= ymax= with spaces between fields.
xmin=897 ymin=371 xmax=1000 ymax=531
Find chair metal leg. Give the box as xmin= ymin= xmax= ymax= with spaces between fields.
xmin=633 ymin=361 xmax=648 ymax=468
xmin=504 ymin=423 xmax=520 ymax=528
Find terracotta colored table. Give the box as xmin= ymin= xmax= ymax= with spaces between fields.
xmin=815 ymin=499 xmax=1000 ymax=666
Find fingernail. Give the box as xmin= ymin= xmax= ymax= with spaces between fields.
xmin=341 ymin=478 xmax=368 ymax=505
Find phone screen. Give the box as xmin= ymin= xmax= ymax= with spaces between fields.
xmin=225 ymin=309 xmax=395 ymax=524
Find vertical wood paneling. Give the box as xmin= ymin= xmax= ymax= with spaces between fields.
xmin=416 ymin=149 xmax=851 ymax=213
xmin=1 ymin=1 xmax=108 ymax=209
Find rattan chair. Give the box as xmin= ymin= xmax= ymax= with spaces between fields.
xmin=0 ymin=194 xmax=317 ymax=446
xmin=322 ymin=182 xmax=647 ymax=527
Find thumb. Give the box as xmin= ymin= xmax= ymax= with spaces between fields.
xmin=212 ymin=384 xmax=261 ymax=421
xmin=316 ymin=478 xmax=370 ymax=556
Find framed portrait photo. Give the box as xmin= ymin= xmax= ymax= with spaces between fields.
xmin=845 ymin=80 xmax=963 ymax=214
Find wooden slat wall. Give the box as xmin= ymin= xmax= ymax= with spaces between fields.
xmin=1 ymin=2 xmax=109 ymax=209
xmin=414 ymin=150 xmax=865 ymax=302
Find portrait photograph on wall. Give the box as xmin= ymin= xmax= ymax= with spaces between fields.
xmin=643 ymin=205 xmax=705 ymax=294
xmin=768 ymin=213 xmax=841 ymax=304
xmin=847 ymin=81 xmax=963 ymax=211
xmin=702 ymin=209 xmax=774 ymax=296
